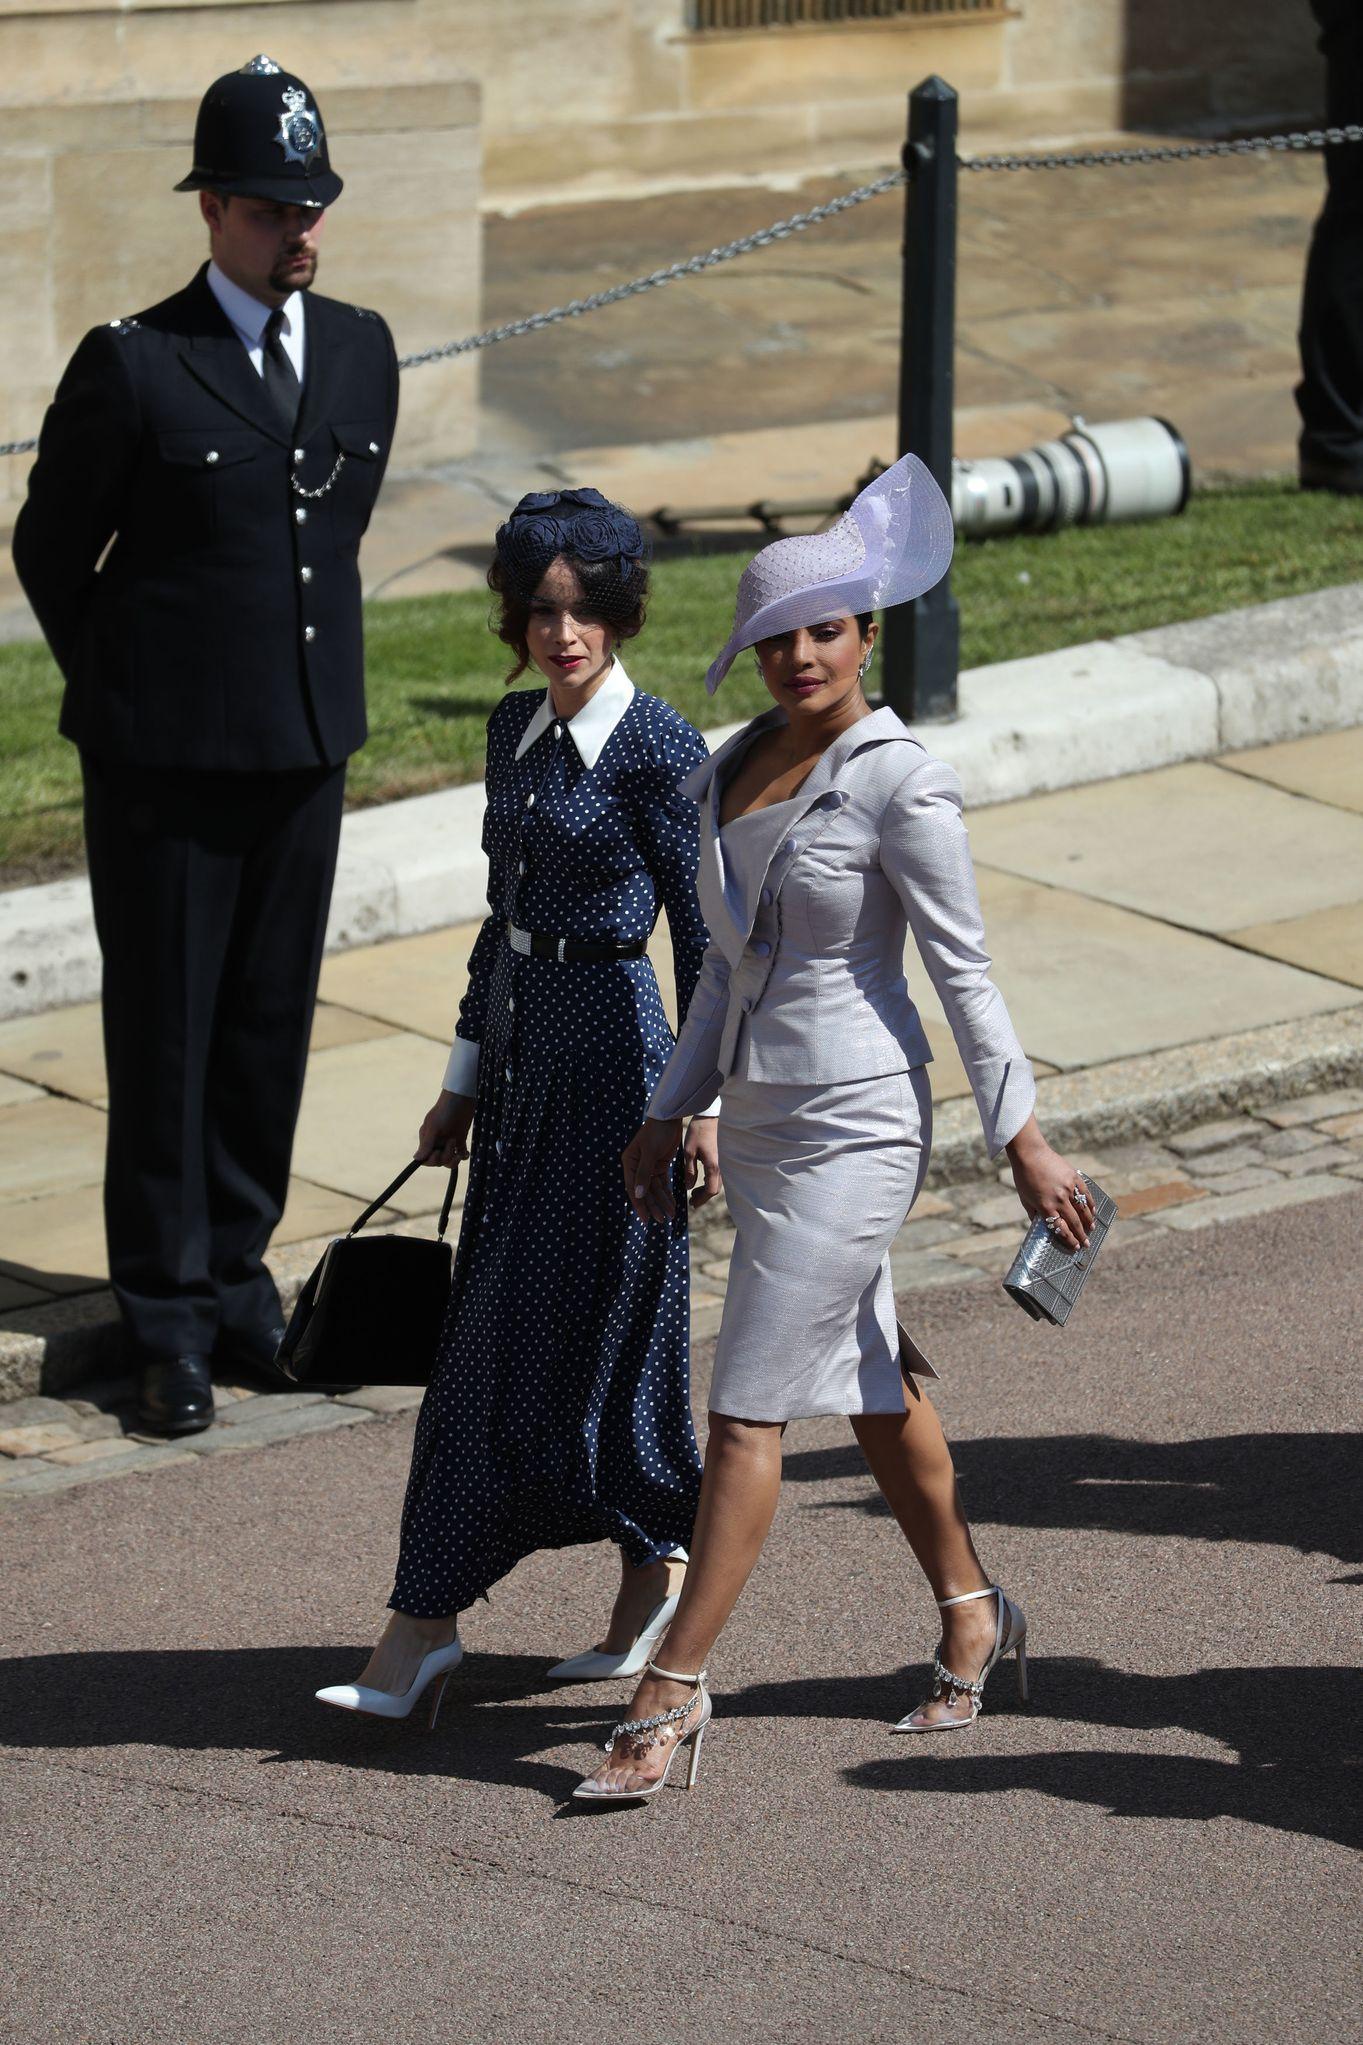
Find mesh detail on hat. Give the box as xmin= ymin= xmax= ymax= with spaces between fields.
xmin=737 ymin=510 xmax=865 ymax=617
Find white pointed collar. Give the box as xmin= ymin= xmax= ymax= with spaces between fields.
xmin=513 ymin=658 xmax=636 ymax=770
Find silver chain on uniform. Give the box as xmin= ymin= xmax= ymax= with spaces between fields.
xmin=290 ymin=449 xmax=347 ymax=499
xmin=2 ymin=124 xmax=1360 ymax=460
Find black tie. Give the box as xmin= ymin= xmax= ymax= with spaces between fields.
xmin=262 ymin=307 xmax=301 ymax=432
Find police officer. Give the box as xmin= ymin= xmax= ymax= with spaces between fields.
xmin=12 ymin=57 xmax=399 ymax=1434
xmin=1297 ymin=0 xmax=1363 ymax=494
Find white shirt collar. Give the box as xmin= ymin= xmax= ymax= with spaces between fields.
xmin=206 ymin=261 xmax=306 ymax=380
xmin=514 ymin=658 xmax=636 ymax=770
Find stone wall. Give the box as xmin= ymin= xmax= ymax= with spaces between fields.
xmin=0 ymin=15 xmax=481 ymax=503
xmin=444 ymin=0 xmax=1324 ymax=204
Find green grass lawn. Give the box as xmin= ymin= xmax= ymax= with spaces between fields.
xmin=3 ymin=478 xmax=1359 ymax=881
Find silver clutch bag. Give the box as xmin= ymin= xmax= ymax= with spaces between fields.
xmin=1002 ymin=1177 xmax=1117 ymax=1325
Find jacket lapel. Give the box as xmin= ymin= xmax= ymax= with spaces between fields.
xmin=176 ymin=267 xmax=292 ymax=446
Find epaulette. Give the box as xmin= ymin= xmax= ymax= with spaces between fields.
xmin=107 ymin=318 xmax=140 ymax=336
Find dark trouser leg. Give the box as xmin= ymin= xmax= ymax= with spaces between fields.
xmin=83 ymin=756 xmax=241 ymax=1359
xmin=1297 ymin=1 xmax=1363 ymax=482
xmin=207 ymin=765 xmax=344 ymax=1344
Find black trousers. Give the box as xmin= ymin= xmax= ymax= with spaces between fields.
xmin=1297 ymin=0 xmax=1363 ymax=478
xmin=81 ymin=755 xmax=346 ymax=1360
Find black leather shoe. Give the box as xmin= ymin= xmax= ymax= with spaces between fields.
xmin=137 ymin=1354 xmax=215 ymax=1436
xmin=214 ymin=1324 xmax=292 ymax=1392
xmin=1299 ymin=459 xmax=1363 ymax=496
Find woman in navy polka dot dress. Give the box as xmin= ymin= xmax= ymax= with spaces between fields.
xmin=316 ymin=490 xmax=721 ymax=1724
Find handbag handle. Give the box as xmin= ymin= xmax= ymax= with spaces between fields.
xmin=347 ymin=1158 xmax=459 ymax=1242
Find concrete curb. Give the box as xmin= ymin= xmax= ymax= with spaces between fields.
xmin=3 ymin=582 xmax=1361 ymax=1022
xmin=4 ymin=1003 xmax=1362 ymax=1404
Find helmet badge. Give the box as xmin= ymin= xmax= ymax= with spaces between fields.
xmin=275 ymin=85 xmax=322 ymax=168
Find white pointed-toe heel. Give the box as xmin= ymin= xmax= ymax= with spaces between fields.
xmin=892 ymin=1585 xmax=1028 ymax=1734
xmin=315 ymin=1637 xmax=463 ymax=1728
xmin=571 ymin=1660 xmax=712 ymax=1804
xmin=546 ymin=1593 xmax=680 ymax=1683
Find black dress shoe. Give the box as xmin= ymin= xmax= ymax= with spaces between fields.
xmin=137 ymin=1354 xmax=215 ymax=1436
xmin=214 ymin=1324 xmax=291 ymax=1391
xmin=1299 ymin=458 xmax=1363 ymax=496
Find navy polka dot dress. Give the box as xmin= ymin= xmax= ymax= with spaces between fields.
xmin=390 ymin=675 xmax=710 ymax=1618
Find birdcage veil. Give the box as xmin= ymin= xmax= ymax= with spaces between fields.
xmin=493 ymin=488 xmax=651 ymax=623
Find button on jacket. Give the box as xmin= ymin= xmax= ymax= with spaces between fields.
xmin=647 ymin=704 xmax=1036 ymax=1157
xmin=12 ymin=262 xmax=398 ymax=771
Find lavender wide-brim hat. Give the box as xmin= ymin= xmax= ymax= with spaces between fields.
xmin=705 ymin=453 xmax=954 ymax=695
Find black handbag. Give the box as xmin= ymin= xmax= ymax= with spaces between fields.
xmin=276 ymin=1160 xmax=459 ymax=1390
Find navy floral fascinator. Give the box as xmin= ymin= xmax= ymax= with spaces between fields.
xmin=494 ymin=487 xmax=650 ymax=603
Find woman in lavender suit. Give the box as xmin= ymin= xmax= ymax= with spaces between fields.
xmin=573 ymin=457 xmax=1097 ymax=1802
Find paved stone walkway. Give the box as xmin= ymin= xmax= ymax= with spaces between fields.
xmin=1 ymin=1084 xmax=1359 ymax=1503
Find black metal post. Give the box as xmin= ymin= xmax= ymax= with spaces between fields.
xmin=881 ymin=75 xmax=960 ymax=723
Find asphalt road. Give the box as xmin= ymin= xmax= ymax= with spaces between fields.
xmin=3 ymin=1191 xmax=1360 ymax=2045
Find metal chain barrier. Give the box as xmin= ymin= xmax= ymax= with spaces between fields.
xmin=3 ymin=124 xmax=1360 ymax=458
xmin=958 ymin=122 xmax=1363 ymax=174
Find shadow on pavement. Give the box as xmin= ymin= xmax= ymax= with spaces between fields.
xmin=784 ymin=1432 xmax=1363 ymax=1566
xmin=6 ymin=1645 xmax=1357 ymax=1846
xmin=841 ymin=1656 xmax=1363 ymax=1853
xmin=0 ymin=1648 xmax=606 ymax=1803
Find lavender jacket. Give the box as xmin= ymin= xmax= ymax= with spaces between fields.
xmin=645 ymin=705 xmax=1035 ymax=1157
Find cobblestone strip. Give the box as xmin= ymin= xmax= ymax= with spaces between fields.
xmin=2 ymin=1089 xmax=1360 ymax=1505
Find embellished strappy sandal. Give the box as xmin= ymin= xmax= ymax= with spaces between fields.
xmin=571 ymin=1661 xmax=712 ymax=1803
xmin=893 ymin=1584 xmax=1028 ymax=1734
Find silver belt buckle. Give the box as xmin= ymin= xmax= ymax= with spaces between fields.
xmin=508 ymin=923 xmax=531 ymax=957
xmin=557 ymin=937 xmax=568 ymax=962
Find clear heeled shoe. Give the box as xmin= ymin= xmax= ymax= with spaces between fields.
xmin=546 ymin=1592 xmax=680 ymax=1683
xmin=571 ymin=1659 xmax=711 ymax=1803
xmin=892 ymin=1584 xmax=1028 ymax=1734
xmin=315 ymin=1637 xmax=463 ymax=1729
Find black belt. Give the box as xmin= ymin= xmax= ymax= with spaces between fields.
xmin=506 ymin=921 xmax=646 ymax=964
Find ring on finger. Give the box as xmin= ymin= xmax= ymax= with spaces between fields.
xmin=1073 ymin=1188 xmax=1089 ymax=1208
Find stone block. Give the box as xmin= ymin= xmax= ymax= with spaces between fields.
xmin=0 ymin=1393 xmax=81 ymax=1430
xmin=1115 ymin=1181 xmax=1208 ymax=1219
xmin=1187 ymin=1145 xmax=1267 ymax=1178
xmin=1258 ymin=1089 xmax=1363 ymax=1128
xmin=1318 ymin=1110 xmax=1363 ymax=1140
xmin=214 ymin=1391 xmax=327 ymax=1427
xmin=1181 ymin=1167 xmax=1279 ymax=1198
xmin=1151 ymin=1174 xmax=1359 ymax=1231
xmin=966 ymin=761 xmax=1363 ymax=936
xmin=890 ymin=1250 xmax=986 ymax=1291
xmin=0 ymin=1181 xmax=109 ymax=1296
xmin=1225 ymin=728 xmax=1363 ymax=817
xmin=0 ymin=1420 xmax=80 ymax=1457
xmin=894 ymin=1217 xmax=967 ymax=1253
xmin=937 ymin=643 xmax=1219 ymax=811
xmin=1258 ymin=1124 xmax=1336 ymax=1158
xmin=181 ymin=1402 xmax=372 ymax=1457
xmin=942 ymin=1226 xmax=1025 ymax=1264
xmin=45 ymin=1436 xmax=141 ymax=1467
xmin=1166 ymin=1118 xmax=1263 ymax=1158
xmin=336 ymin=1384 xmax=425 ymax=1414
xmin=962 ymin=1191 xmax=1034 ymax=1231
xmin=1273 ymin=1144 xmax=1355 ymax=1177
xmin=1133 ymin=585 xmax=1363 ymax=751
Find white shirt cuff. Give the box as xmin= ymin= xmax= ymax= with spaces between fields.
xmin=442 ymin=1035 xmax=480 ymax=1096
xmin=690 ymin=1095 xmax=721 ymax=1118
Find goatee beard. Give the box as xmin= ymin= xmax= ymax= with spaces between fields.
xmin=269 ymin=252 xmax=317 ymax=295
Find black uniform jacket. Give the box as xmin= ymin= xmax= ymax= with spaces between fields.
xmin=13 ymin=264 xmax=399 ymax=771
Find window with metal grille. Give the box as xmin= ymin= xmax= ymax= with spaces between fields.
xmin=687 ymin=0 xmax=1006 ymax=28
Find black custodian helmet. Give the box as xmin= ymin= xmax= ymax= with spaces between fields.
xmin=175 ymin=55 xmax=343 ymax=209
